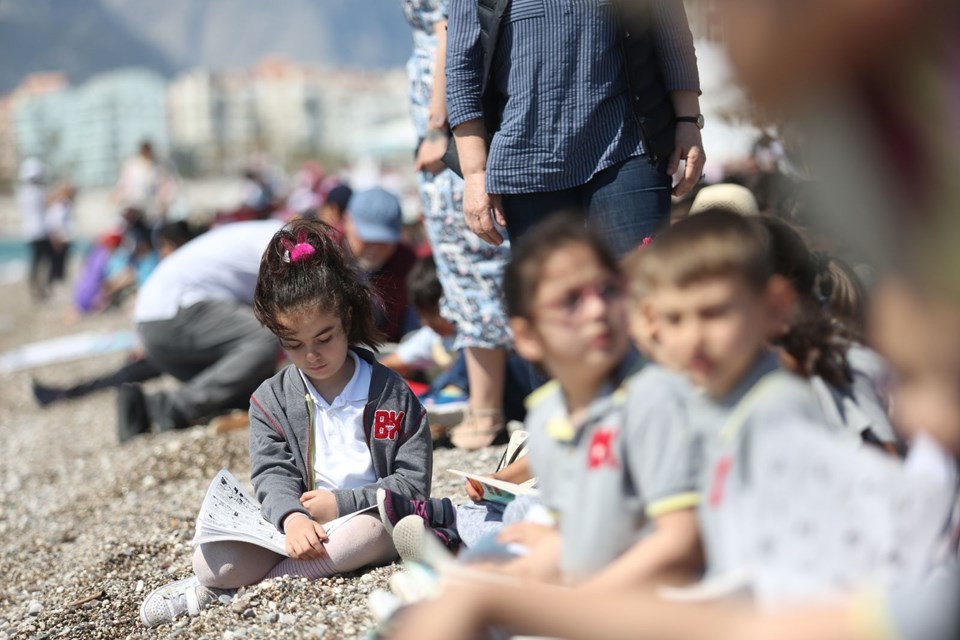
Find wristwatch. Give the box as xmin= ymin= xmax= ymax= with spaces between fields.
xmin=676 ymin=114 xmax=705 ymax=130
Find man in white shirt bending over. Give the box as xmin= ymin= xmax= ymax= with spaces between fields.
xmin=118 ymin=220 xmax=283 ymax=442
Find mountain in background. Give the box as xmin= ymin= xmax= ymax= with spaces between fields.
xmin=0 ymin=0 xmax=177 ymax=93
xmin=0 ymin=0 xmax=411 ymax=93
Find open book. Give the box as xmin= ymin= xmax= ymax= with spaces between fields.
xmin=667 ymin=425 xmax=956 ymax=605
xmin=739 ymin=424 xmax=955 ymax=604
xmin=447 ymin=469 xmax=538 ymax=506
xmin=192 ymin=469 xmax=376 ymax=556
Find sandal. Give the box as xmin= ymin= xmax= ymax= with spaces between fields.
xmin=449 ymin=408 xmax=506 ymax=451
xmin=210 ymin=410 xmax=249 ymax=434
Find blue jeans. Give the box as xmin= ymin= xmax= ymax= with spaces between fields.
xmin=501 ymin=154 xmax=671 ymax=259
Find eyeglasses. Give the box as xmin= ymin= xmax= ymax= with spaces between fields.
xmin=541 ymin=278 xmax=625 ymax=320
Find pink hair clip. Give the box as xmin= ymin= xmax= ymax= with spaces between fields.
xmin=640 ymin=236 xmax=654 ymax=249
xmin=281 ymin=230 xmax=316 ymax=263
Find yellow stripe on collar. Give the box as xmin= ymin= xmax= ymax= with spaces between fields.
xmin=546 ymin=414 xmax=576 ymax=442
xmin=525 ymin=379 xmax=561 ymax=410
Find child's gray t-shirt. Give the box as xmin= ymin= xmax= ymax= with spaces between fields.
xmin=811 ymin=344 xmax=898 ymax=444
xmin=525 ymin=363 xmax=700 ymax=581
xmin=689 ymin=351 xmax=830 ymax=577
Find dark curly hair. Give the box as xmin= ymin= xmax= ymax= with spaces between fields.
xmin=759 ymin=215 xmax=852 ymax=389
xmin=254 ymin=219 xmax=384 ymax=350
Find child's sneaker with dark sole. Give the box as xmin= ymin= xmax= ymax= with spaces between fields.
xmin=376 ymin=488 xmax=457 ymax=534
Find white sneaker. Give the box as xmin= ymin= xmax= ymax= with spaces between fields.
xmin=138 ymin=576 xmax=226 ymax=628
xmin=392 ymin=515 xmax=457 ymax=569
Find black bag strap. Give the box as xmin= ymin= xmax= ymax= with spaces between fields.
xmin=477 ymin=0 xmax=511 ymax=96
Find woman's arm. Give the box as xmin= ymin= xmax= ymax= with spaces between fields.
xmin=446 ymin=0 xmax=506 ymax=246
xmin=430 ymin=19 xmax=449 ymax=130
xmin=454 ymin=119 xmax=506 ymax=246
xmin=648 ymin=0 xmax=704 ymax=196
xmin=445 ymin=0 xmax=485 ymax=133
xmin=415 ymin=19 xmax=453 ymax=174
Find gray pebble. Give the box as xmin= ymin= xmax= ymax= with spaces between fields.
xmin=278 ymin=613 xmax=296 ymax=625
xmin=218 ymin=594 xmax=233 ymax=605
xmin=312 ymin=624 xmax=328 ymax=638
xmin=135 ymin=580 xmax=144 ymax=593
xmin=27 ymin=601 xmax=42 ymax=616
xmin=241 ymin=608 xmax=254 ymax=619
xmin=261 ymin=612 xmax=278 ymax=624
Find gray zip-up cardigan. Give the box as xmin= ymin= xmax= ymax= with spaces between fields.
xmin=248 ymin=347 xmax=433 ymax=531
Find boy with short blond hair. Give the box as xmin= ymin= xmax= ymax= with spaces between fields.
xmin=636 ymin=210 xmax=829 ymax=577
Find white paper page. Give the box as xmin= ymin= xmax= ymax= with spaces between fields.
xmin=743 ymin=426 xmax=954 ymax=605
xmin=192 ymin=469 xmax=287 ymax=556
xmin=321 ymin=506 xmax=378 ymax=536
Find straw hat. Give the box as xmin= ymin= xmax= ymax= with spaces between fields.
xmin=689 ymin=183 xmax=759 ymax=217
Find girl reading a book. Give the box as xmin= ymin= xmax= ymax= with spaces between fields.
xmin=139 ymin=219 xmax=433 ymax=628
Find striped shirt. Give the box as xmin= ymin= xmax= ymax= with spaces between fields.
xmin=446 ymin=0 xmax=699 ymax=195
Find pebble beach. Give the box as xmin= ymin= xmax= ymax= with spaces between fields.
xmin=0 ymin=277 xmax=495 ymax=640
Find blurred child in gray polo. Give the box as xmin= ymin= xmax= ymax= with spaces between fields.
xmin=638 ymin=210 xmax=830 ymax=578
xmin=502 ymin=215 xmax=701 ymax=584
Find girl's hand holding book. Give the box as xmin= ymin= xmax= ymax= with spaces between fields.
xmin=300 ymin=489 xmax=339 ymax=523
xmin=284 ymin=514 xmax=329 ymax=560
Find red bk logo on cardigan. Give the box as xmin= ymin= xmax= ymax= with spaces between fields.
xmin=373 ymin=410 xmax=404 ymax=440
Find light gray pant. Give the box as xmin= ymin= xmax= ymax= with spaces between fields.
xmin=456 ymin=496 xmax=540 ymax=549
xmin=138 ymin=300 xmax=279 ymax=422
xmin=193 ymin=514 xmax=396 ymax=589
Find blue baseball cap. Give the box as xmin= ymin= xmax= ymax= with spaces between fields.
xmin=324 ymin=184 xmax=353 ymax=211
xmin=347 ymin=187 xmax=402 ymax=243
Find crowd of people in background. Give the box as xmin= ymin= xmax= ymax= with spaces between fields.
xmin=12 ymin=0 xmax=960 ymax=639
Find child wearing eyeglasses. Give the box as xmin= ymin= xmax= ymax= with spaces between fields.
xmin=483 ymin=214 xmax=701 ymax=584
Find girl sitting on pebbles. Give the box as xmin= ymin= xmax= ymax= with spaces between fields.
xmin=140 ymin=219 xmax=433 ymax=628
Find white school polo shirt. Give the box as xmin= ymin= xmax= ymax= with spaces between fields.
xmin=300 ymin=351 xmax=377 ymax=491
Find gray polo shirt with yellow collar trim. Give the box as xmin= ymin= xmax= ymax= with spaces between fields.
xmin=689 ymin=351 xmax=831 ymax=579
xmin=525 ymin=360 xmax=700 ymax=581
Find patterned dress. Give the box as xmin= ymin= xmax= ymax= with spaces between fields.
xmin=401 ymin=0 xmax=512 ymax=350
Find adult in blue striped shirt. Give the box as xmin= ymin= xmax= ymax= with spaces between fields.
xmin=447 ymin=0 xmax=704 ymax=258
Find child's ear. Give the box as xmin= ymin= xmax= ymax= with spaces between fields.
xmin=627 ymin=298 xmax=657 ymax=354
xmin=765 ymin=275 xmax=796 ymax=337
xmin=641 ymin=297 xmax=659 ymax=337
xmin=509 ymin=317 xmax=545 ymax=364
